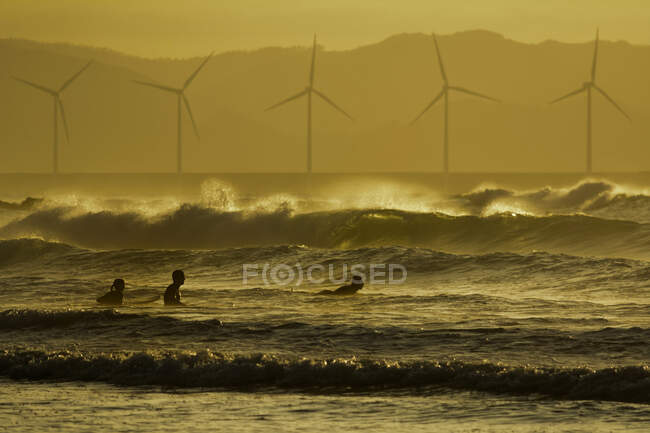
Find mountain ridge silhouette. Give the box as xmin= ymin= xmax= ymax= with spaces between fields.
xmin=1 ymin=30 xmax=649 ymax=173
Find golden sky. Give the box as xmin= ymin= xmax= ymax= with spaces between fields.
xmin=1 ymin=0 xmax=649 ymax=57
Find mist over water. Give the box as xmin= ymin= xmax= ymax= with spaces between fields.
xmin=3 ymin=178 xmax=650 ymax=257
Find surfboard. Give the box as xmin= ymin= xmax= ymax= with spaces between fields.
xmin=126 ymin=294 xmax=161 ymax=305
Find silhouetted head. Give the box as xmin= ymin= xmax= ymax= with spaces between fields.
xmin=172 ymin=270 xmax=185 ymax=285
xmin=351 ymin=274 xmax=364 ymax=288
xmin=111 ymin=278 xmax=125 ymax=293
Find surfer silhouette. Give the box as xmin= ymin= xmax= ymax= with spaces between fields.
xmin=164 ymin=270 xmax=185 ymax=306
xmin=317 ymin=275 xmax=364 ymax=296
xmin=97 ymin=278 xmax=125 ymax=305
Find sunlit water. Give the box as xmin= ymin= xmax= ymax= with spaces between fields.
xmin=1 ymin=178 xmax=649 ymax=431
xmin=3 ymin=380 xmax=649 ymax=433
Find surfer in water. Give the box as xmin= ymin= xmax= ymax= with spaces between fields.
xmin=97 ymin=278 xmax=125 ymax=305
xmin=317 ymin=275 xmax=364 ymax=296
xmin=164 ymin=270 xmax=185 ymax=306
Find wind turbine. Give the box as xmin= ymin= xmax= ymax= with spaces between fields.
xmin=12 ymin=61 xmax=93 ymax=174
xmin=411 ymin=34 xmax=500 ymax=173
xmin=265 ymin=35 xmax=354 ymax=173
xmin=133 ymin=52 xmax=213 ymax=174
xmin=550 ymin=29 xmax=630 ymax=174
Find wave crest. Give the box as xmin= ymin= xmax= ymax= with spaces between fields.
xmin=0 ymin=238 xmax=77 ymax=266
xmin=460 ymin=180 xmax=650 ymax=221
xmin=3 ymin=179 xmax=650 ymax=256
xmin=1 ymin=206 xmax=648 ymax=257
xmin=0 ymin=349 xmax=648 ymax=403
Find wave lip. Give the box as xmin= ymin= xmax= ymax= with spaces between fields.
xmin=0 ymin=350 xmax=648 ymax=403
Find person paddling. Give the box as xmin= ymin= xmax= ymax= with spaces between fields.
xmin=97 ymin=278 xmax=125 ymax=305
xmin=164 ymin=270 xmax=185 ymax=306
xmin=317 ymin=275 xmax=364 ymax=296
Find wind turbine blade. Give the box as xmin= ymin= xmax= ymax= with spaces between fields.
xmin=410 ymin=90 xmax=444 ymax=125
xmin=183 ymin=52 xmax=214 ymax=90
xmin=59 ymin=61 xmax=93 ymax=92
xmin=182 ymin=94 xmax=200 ymax=138
xmin=57 ymin=97 xmax=70 ymax=143
xmin=132 ymin=80 xmax=179 ymax=94
xmin=549 ymin=87 xmax=586 ymax=104
xmin=449 ymin=86 xmax=501 ymax=102
xmin=593 ymin=84 xmax=631 ymax=120
xmin=433 ymin=34 xmax=448 ymax=84
xmin=310 ymin=34 xmax=317 ymax=87
xmin=591 ymin=28 xmax=599 ymax=82
xmin=312 ymin=88 xmax=354 ymax=121
xmin=12 ymin=77 xmax=56 ymax=95
xmin=265 ymin=89 xmax=308 ymax=111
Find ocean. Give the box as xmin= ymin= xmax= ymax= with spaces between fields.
xmin=1 ymin=176 xmax=649 ymax=432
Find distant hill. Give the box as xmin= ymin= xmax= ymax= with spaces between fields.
xmin=1 ymin=30 xmax=649 ymax=173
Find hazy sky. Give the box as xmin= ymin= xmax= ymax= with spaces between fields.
xmin=1 ymin=0 xmax=649 ymax=57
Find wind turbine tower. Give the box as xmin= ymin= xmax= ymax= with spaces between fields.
xmin=550 ymin=29 xmax=630 ymax=173
xmin=13 ymin=61 xmax=93 ymax=174
xmin=265 ymin=35 xmax=354 ymax=173
xmin=411 ymin=34 xmax=500 ymax=173
xmin=134 ymin=53 xmax=213 ymax=174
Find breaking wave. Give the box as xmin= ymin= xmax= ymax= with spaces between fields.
xmin=1 ymin=206 xmax=650 ymax=257
xmin=0 ymin=197 xmax=42 ymax=211
xmin=0 ymin=349 xmax=648 ymax=403
xmin=2 ymin=179 xmax=650 ymax=256
xmin=458 ymin=180 xmax=650 ymax=221
xmin=3 ymin=309 xmax=648 ymax=365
